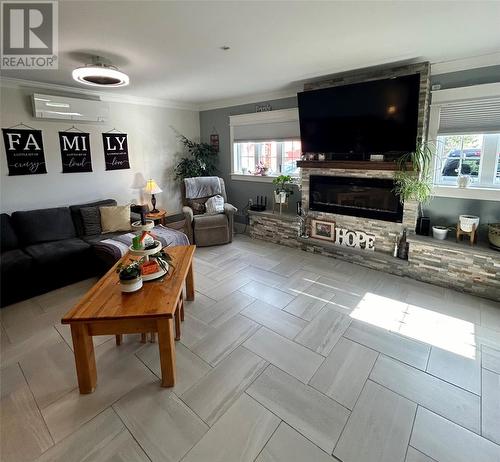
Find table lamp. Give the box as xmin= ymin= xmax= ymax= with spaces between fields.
xmin=144 ymin=179 xmax=162 ymax=213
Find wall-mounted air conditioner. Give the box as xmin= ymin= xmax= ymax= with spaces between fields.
xmin=32 ymin=93 xmax=110 ymax=122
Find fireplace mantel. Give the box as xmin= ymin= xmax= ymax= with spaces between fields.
xmin=296 ymin=160 xmax=412 ymax=171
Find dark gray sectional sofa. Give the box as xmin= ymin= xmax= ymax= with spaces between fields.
xmin=0 ymin=199 xmax=138 ymax=307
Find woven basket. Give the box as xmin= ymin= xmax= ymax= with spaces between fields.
xmin=488 ymin=223 xmax=500 ymax=250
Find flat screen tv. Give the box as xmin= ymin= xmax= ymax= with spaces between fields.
xmin=298 ymin=74 xmax=420 ymax=158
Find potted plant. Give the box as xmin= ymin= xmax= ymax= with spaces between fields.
xmin=150 ymin=249 xmax=174 ymax=273
xmin=172 ymin=130 xmax=218 ymax=181
xmin=116 ymin=259 xmax=143 ymax=293
xmin=272 ymin=175 xmax=294 ymax=204
xmin=393 ymin=143 xmax=434 ymax=234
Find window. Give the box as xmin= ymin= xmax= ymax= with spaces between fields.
xmin=434 ymin=133 xmax=500 ymax=188
xmin=429 ymin=84 xmax=500 ymax=192
xmin=229 ymin=108 xmax=301 ymax=179
xmin=233 ymin=139 xmax=301 ymax=175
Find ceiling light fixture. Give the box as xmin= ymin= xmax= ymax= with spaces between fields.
xmin=72 ymin=57 xmax=129 ymax=87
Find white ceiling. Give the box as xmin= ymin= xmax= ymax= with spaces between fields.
xmin=2 ymin=1 xmax=500 ymax=109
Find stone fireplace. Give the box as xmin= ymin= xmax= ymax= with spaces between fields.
xmin=301 ymin=167 xmax=418 ymax=254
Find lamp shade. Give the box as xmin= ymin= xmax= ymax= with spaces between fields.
xmin=144 ymin=179 xmax=162 ymax=195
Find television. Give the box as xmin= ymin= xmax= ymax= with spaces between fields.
xmin=297 ymin=74 xmax=420 ymax=159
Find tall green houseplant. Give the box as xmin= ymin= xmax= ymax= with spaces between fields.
xmin=393 ymin=143 xmax=434 ymax=216
xmin=173 ymin=133 xmax=218 ymax=181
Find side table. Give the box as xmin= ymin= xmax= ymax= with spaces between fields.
xmin=146 ymin=209 xmax=167 ymax=225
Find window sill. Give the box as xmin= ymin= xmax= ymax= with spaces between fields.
xmin=432 ymin=185 xmax=500 ymax=201
xmin=230 ymin=173 xmax=299 ymax=183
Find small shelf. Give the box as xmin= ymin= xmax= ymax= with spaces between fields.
xmin=297 ymin=160 xmax=410 ymax=171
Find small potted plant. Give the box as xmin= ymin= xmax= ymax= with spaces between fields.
xmin=116 ymin=260 xmax=143 ymax=293
xmin=272 ymin=175 xmax=294 ymax=204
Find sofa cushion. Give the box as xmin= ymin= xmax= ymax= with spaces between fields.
xmin=1 ymin=214 xmax=19 ymax=251
xmin=80 ymin=206 xmax=102 ymax=236
xmin=82 ymin=232 xmax=124 ymax=245
xmin=25 ymin=238 xmax=91 ymax=266
xmin=70 ymin=199 xmax=117 ymax=236
xmin=188 ymin=198 xmax=208 ymax=215
xmin=193 ymin=213 xmax=228 ymax=229
xmin=100 ymin=205 xmax=131 ymax=233
xmin=12 ymin=207 xmax=76 ymax=245
xmin=0 ymin=248 xmax=33 ymax=275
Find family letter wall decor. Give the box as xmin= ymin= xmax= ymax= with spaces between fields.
xmin=59 ymin=131 xmax=92 ymax=173
xmin=102 ymin=132 xmax=130 ymax=170
xmin=335 ymin=227 xmax=375 ymax=251
xmin=2 ymin=128 xmax=47 ymax=175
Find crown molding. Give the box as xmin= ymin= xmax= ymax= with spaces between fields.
xmin=0 ymin=77 xmax=199 ymax=111
xmin=431 ymin=52 xmax=500 ymax=76
xmin=198 ymin=86 xmax=301 ymax=112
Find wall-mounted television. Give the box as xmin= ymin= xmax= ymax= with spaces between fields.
xmin=298 ymin=74 xmax=420 ymax=159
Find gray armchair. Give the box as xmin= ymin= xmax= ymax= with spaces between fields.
xmin=182 ymin=177 xmax=237 ymax=246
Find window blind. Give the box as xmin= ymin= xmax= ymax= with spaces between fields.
xmin=233 ymin=120 xmax=300 ymax=142
xmin=438 ymin=97 xmax=500 ymax=134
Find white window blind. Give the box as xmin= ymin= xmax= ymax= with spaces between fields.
xmin=438 ymin=97 xmax=500 ymax=134
xmin=233 ymin=120 xmax=300 ymax=142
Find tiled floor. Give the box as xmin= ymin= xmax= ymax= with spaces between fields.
xmin=1 ymin=234 xmax=500 ymax=462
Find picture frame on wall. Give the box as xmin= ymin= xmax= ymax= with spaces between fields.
xmin=311 ymin=219 xmax=335 ymax=241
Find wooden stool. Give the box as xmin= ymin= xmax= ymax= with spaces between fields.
xmin=456 ymin=221 xmax=477 ymax=246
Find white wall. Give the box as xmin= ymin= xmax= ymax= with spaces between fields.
xmin=0 ymin=85 xmax=199 ymax=213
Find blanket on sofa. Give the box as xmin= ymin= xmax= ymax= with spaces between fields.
xmin=93 ymin=225 xmax=190 ymax=269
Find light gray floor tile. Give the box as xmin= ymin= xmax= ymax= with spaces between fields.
xmin=410 ymin=407 xmax=500 ymax=462
xmin=42 ymin=339 xmax=156 ymax=442
xmin=426 ymin=346 xmax=481 ymax=394
xmin=191 ymin=291 xmax=255 ymax=327
xmin=202 ymin=273 xmax=252 ymax=301
xmin=295 ymin=307 xmax=351 ymax=356
xmin=344 ymin=320 xmax=430 ymax=370
xmin=182 ymin=394 xmax=279 ymax=462
xmin=241 ymin=300 xmax=307 ymax=339
xmin=247 ymin=365 xmax=350 ymax=453
xmin=334 ymin=380 xmax=416 ymax=462
xmin=482 ymin=345 xmax=500 ymax=374
xmin=181 ymin=346 xmax=267 ymax=425
xmin=113 ymin=382 xmax=208 ymax=462
xmin=480 ymin=299 xmax=500 ymax=333
xmin=192 ymin=314 xmax=259 ymax=366
xmin=269 ymin=255 xmax=308 ymax=277
xmin=370 ymin=355 xmax=480 ymax=433
xmin=180 ymin=313 xmax=216 ymax=350
xmin=243 ymin=328 xmax=323 ymax=383
xmin=256 ymin=422 xmax=333 ymax=462
xmin=34 ymin=407 xmax=148 ymax=462
xmin=0 ymin=363 xmax=53 ymax=462
xmin=240 ymin=281 xmax=294 ymax=309
xmin=481 ymin=368 xmax=500 ymax=444
xmin=310 ymin=337 xmax=378 ymax=409
xmin=282 ymin=281 xmax=336 ymax=321
xmin=135 ymin=341 xmax=211 ymax=395
xmin=278 ymin=269 xmax=321 ymax=296
xmin=0 ymin=297 xmax=43 ymax=329
xmin=237 ymin=266 xmax=288 ymax=287
xmin=405 ymin=446 xmax=437 ymax=462
xmin=19 ymin=337 xmax=78 ymax=409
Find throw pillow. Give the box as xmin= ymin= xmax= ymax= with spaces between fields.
xmin=99 ymin=205 xmax=131 ymax=233
xmin=80 ymin=207 xmax=102 ymax=236
xmin=205 ymin=195 xmax=225 ymax=214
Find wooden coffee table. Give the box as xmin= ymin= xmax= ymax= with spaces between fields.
xmin=62 ymin=245 xmax=196 ymax=394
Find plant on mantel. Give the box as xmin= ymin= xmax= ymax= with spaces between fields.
xmin=393 ymin=142 xmax=434 ymax=216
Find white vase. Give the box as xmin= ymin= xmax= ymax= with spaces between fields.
xmin=432 ymin=226 xmax=448 ymax=240
xmin=274 ymin=191 xmax=287 ymax=204
xmin=459 ymin=215 xmax=480 ymax=233
xmin=457 ymin=175 xmax=470 ymax=188
xmin=120 ymin=276 xmax=143 ymax=293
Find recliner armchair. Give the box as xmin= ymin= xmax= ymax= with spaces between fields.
xmin=182 ymin=177 xmax=237 ymax=246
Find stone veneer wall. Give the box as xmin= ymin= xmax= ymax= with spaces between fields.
xmin=248 ymin=210 xmax=500 ymax=301
xmin=301 ymin=167 xmax=419 ymax=254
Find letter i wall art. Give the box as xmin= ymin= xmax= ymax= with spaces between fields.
xmin=2 ymin=126 xmax=130 ymax=175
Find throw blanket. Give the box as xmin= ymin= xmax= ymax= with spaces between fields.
xmin=93 ymin=225 xmax=189 ymax=269
xmin=184 ymin=176 xmax=221 ymax=199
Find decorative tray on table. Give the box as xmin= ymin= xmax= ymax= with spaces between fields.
xmin=128 ymin=240 xmax=168 ymax=281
